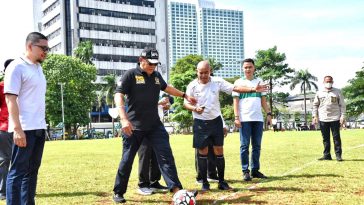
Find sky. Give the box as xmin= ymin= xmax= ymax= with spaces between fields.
xmin=1 ymin=0 xmax=363 ymax=91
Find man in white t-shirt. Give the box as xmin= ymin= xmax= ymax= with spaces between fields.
xmin=4 ymin=32 xmax=49 ymax=205
xmin=184 ymin=60 xmax=268 ymax=191
xmin=232 ymin=58 xmax=272 ymax=181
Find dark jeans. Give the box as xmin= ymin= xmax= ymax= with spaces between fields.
xmin=319 ymin=120 xmax=342 ymax=157
xmin=6 ymin=129 xmax=46 ymax=205
xmin=195 ymin=144 xmax=217 ymax=181
xmin=0 ymin=131 xmax=13 ymax=196
xmin=239 ymin=121 xmax=263 ymax=173
xmin=138 ymin=138 xmax=161 ymax=188
xmin=113 ymin=124 xmax=182 ymax=195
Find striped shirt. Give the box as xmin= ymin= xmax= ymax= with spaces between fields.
xmin=232 ymin=77 xmax=266 ymax=122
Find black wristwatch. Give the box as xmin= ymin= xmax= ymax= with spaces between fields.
xmin=182 ymin=93 xmax=186 ymax=98
xmin=267 ymin=112 xmax=272 ymax=116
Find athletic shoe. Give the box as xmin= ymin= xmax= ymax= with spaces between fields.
xmin=137 ymin=187 xmax=154 ymax=195
xmin=251 ymin=170 xmax=268 ymax=179
xmin=201 ymin=182 xmax=210 ymax=192
xmin=150 ymin=182 xmax=168 ymax=192
xmin=195 ymin=179 xmax=203 ymax=184
xmin=318 ymin=156 xmax=332 ymax=160
xmin=243 ymin=172 xmax=252 ymax=181
xmin=113 ymin=194 xmax=126 ymax=203
xmin=218 ymin=181 xmax=232 ymax=190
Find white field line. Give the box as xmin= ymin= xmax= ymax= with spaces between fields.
xmin=211 ymin=143 xmax=364 ymax=204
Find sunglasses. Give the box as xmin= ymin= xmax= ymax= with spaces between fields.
xmin=33 ymin=44 xmax=50 ymax=52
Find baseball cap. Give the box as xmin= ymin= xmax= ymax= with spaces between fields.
xmin=140 ymin=48 xmax=160 ymax=64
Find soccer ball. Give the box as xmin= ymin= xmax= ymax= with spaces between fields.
xmin=172 ymin=189 xmax=197 ymax=205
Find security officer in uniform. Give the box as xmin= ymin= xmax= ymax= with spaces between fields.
xmin=112 ymin=48 xmax=196 ymax=203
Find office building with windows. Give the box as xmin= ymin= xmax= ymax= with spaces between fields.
xmin=168 ymin=0 xmax=244 ymax=78
xmin=34 ymin=0 xmax=168 ymax=81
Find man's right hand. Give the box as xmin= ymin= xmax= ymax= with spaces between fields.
xmin=13 ymin=129 xmax=27 ymax=147
xmin=121 ymin=119 xmax=133 ymax=136
xmin=234 ymin=119 xmax=241 ymax=128
xmin=255 ymin=82 xmax=269 ymax=93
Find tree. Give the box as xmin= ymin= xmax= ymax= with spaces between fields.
xmin=74 ymin=41 xmax=93 ymax=65
xmin=42 ymin=54 xmax=97 ymax=134
xmin=101 ymin=74 xmax=118 ymax=136
xmin=342 ymin=65 xmax=364 ymax=118
xmin=254 ymin=46 xmax=294 ymax=112
xmin=289 ymin=69 xmax=318 ymax=125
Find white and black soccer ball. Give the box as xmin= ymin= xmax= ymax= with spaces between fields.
xmin=172 ymin=189 xmax=197 ymax=205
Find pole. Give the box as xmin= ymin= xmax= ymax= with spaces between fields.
xmin=60 ymin=83 xmax=65 ymax=140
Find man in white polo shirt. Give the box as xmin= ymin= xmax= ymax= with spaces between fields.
xmin=233 ymin=58 xmax=272 ymax=181
xmin=4 ymin=32 xmax=49 ymax=205
xmin=184 ymin=60 xmax=268 ymax=191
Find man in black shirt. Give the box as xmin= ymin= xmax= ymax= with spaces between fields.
xmin=112 ymin=48 xmax=196 ymax=203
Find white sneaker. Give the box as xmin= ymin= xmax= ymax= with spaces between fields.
xmin=137 ymin=187 xmax=154 ymax=195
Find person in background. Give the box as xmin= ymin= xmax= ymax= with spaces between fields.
xmin=233 ymin=58 xmax=272 ymax=181
xmin=4 ymin=32 xmax=49 ymax=205
xmin=0 ymin=59 xmax=14 ymax=201
xmin=313 ymin=76 xmax=346 ymax=161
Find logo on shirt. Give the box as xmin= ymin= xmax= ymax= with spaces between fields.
xmin=155 ymin=77 xmax=160 ymax=85
xmin=331 ymin=96 xmax=337 ymax=103
xmin=135 ymin=75 xmax=145 ymax=84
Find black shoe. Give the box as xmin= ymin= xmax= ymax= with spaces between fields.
xmin=201 ymin=182 xmax=210 ymax=192
xmin=218 ymin=181 xmax=232 ymax=190
xmin=113 ymin=194 xmax=126 ymax=203
xmin=150 ymin=181 xmax=168 ymax=192
xmin=336 ymin=156 xmax=343 ymax=161
xmin=318 ymin=156 xmax=332 ymax=160
xmin=243 ymin=172 xmax=252 ymax=181
xmin=252 ymin=170 xmax=268 ymax=179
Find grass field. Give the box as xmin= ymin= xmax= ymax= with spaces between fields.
xmin=1 ymin=129 xmax=363 ymax=205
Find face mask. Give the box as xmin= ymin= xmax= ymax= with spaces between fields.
xmin=324 ymin=83 xmax=333 ymax=89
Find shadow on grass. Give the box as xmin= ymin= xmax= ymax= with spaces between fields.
xmin=341 ymin=159 xmax=364 ymax=162
xmin=37 ymin=191 xmax=109 ymax=198
xmin=197 ymin=193 xmax=267 ymax=204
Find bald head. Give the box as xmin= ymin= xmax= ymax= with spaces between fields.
xmin=197 ymin=60 xmax=211 ymax=71
xmin=196 ymin=60 xmax=211 ymax=84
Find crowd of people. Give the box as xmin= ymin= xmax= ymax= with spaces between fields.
xmin=0 ymin=32 xmax=346 ymax=204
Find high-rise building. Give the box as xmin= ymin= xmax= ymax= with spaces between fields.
xmin=34 ymin=0 xmax=168 ymax=81
xmin=168 ymin=0 xmax=244 ymax=78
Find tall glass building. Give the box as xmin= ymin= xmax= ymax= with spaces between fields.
xmin=168 ymin=0 xmax=244 ymax=78
xmin=34 ymin=0 xmax=168 ymax=82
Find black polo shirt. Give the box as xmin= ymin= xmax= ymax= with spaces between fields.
xmin=115 ymin=64 xmax=167 ymax=131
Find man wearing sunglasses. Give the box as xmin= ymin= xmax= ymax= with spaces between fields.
xmin=4 ymin=32 xmax=48 ymax=205
xmin=112 ymin=48 xmax=197 ymax=203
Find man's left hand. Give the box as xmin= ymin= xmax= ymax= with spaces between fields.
xmin=266 ymin=115 xmax=272 ymax=126
xmin=185 ymin=95 xmax=197 ymax=105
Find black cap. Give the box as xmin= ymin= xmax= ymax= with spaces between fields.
xmin=140 ymin=48 xmax=160 ymax=64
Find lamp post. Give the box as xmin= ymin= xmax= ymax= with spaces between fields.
xmin=59 ymin=83 xmax=65 ymax=140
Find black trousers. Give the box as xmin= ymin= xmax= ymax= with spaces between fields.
xmin=195 ymin=143 xmax=217 ymax=180
xmin=138 ymin=138 xmax=161 ymax=188
xmin=319 ymin=120 xmax=342 ymax=157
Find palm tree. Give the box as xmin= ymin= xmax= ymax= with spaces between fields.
xmin=289 ymin=69 xmax=318 ymax=125
xmin=102 ymin=74 xmax=118 ymax=136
